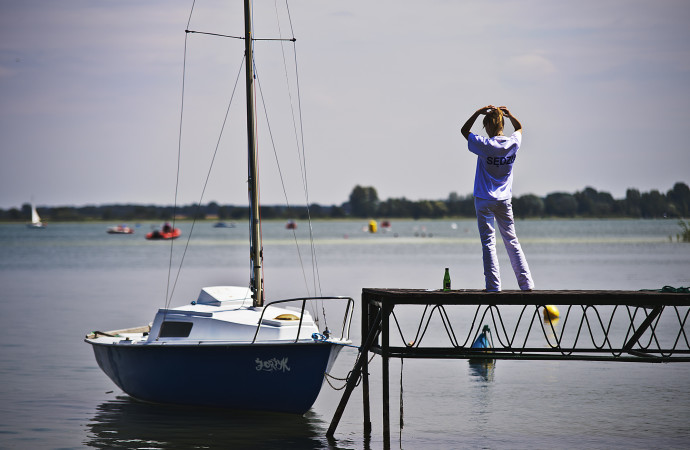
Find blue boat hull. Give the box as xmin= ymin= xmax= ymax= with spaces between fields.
xmin=90 ymin=342 xmax=341 ymax=414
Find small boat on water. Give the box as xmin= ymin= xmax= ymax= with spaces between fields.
xmin=26 ymin=199 xmax=46 ymax=229
xmin=145 ymin=222 xmax=181 ymax=240
xmin=285 ymin=220 xmax=297 ymax=230
xmin=213 ymin=221 xmax=235 ymax=228
xmin=85 ymin=0 xmax=353 ymax=414
xmin=106 ymin=224 xmax=134 ymax=234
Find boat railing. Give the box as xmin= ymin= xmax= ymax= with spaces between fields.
xmin=252 ymin=296 xmax=355 ymax=344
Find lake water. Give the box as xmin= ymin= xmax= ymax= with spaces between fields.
xmin=0 ymin=219 xmax=688 ymax=449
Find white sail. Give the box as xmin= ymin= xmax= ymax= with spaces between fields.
xmin=27 ymin=199 xmax=45 ymax=228
xmin=31 ymin=203 xmax=41 ymax=224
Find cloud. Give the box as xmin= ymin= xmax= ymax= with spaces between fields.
xmin=1 ymin=0 xmax=689 ymax=209
xmin=507 ymin=53 xmax=558 ymax=82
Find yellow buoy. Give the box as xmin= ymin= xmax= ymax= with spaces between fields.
xmin=368 ymin=220 xmax=378 ymax=233
xmin=543 ymin=304 xmax=560 ymax=320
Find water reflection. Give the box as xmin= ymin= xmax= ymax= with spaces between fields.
xmin=543 ymin=316 xmax=560 ymax=345
xmin=468 ymin=359 xmax=495 ymax=382
xmin=86 ymin=396 xmax=349 ymax=449
xmin=468 ymin=324 xmax=495 ymax=382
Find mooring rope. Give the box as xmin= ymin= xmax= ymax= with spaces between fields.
xmin=399 ymin=358 xmax=404 ymax=434
xmin=324 ymin=352 xmax=375 ymax=391
xmin=324 ymin=367 xmax=363 ymax=391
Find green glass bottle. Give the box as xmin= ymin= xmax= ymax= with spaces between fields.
xmin=443 ymin=268 xmax=451 ymax=291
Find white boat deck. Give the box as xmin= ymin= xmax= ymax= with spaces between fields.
xmin=86 ymin=286 xmax=326 ymax=346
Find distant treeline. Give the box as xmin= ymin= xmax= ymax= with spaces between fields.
xmin=3 ymin=182 xmax=689 ymax=222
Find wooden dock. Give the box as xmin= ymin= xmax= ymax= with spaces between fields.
xmin=363 ymin=287 xmax=690 ymax=306
xmin=327 ymin=288 xmax=690 ymax=442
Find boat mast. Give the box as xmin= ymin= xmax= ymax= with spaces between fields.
xmin=244 ymin=0 xmax=263 ymax=307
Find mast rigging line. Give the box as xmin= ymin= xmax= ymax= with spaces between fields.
xmin=273 ymin=0 xmax=325 ymax=319
xmin=185 ymin=29 xmax=296 ymax=42
xmin=165 ymin=19 xmax=248 ymax=309
xmin=254 ymin=70 xmax=313 ymax=299
xmin=277 ymin=0 xmax=327 ymax=323
xmin=165 ymin=1 xmax=327 ymax=324
xmin=164 ymin=0 xmax=198 ymax=312
xmin=247 ymin=0 xmax=326 ymax=325
xmin=165 ymin=8 xmax=195 ymax=311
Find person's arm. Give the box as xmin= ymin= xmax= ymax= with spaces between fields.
xmin=500 ymin=106 xmax=523 ymax=134
xmin=461 ymin=105 xmax=494 ymax=140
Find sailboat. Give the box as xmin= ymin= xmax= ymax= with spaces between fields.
xmin=85 ymin=1 xmax=353 ymax=414
xmin=26 ymin=199 xmax=46 ymax=228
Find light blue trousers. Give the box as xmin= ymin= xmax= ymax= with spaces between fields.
xmin=475 ymin=197 xmax=534 ymax=291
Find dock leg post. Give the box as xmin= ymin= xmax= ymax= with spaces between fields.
xmin=382 ymin=304 xmax=391 ymax=446
xmin=362 ymin=302 xmax=372 ymax=434
xmin=327 ymin=308 xmax=382 ymax=439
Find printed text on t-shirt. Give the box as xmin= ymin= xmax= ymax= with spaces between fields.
xmin=486 ymin=155 xmax=516 ymax=166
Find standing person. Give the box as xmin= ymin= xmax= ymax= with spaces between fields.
xmin=460 ymin=105 xmax=534 ymax=292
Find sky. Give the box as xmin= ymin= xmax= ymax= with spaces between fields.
xmin=1 ymin=0 xmax=689 ymax=210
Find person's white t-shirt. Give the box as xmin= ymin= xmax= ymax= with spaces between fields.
xmin=467 ymin=131 xmax=521 ymax=201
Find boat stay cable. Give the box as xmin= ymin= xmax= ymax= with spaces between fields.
xmin=165 ymin=1 xmax=196 ymax=312
xmin=164 ymin=1 xmax=328 ymax=330
xmin=281 ymin=0 xmax=328 ymax=325
xmin=165 ymin=13 xmax=248 ymax=310
xmin=246 ymin=0 xmax=326 ymax=325
xmin=254 ymin=73 xmax=324 ymax=324
xmin=254 ymin=71 xmax=314 ymax=302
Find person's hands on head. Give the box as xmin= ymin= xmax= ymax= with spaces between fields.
xmin=499 ymin=106 xmax=522 ymax=133
xmin=463 ymin=105 xmax=503 ymax=139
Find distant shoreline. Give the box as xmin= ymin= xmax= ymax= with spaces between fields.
xmin=1 ymin=217 xmax=686 ymax=225
xmin=3 ymin=181 xmax=689 ymax=222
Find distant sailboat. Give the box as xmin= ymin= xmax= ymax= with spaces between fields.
xmin=27 ymin=199 xmax=45 ymax=228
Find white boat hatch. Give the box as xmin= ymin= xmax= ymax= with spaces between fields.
xmin=160 ymin=309 xmax=214 ymax=318
xmin=196 ymin=286 xmax=252 ymax=305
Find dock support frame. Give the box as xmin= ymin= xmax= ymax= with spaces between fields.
xmin=327 ymin=288 xmax=690 ymax=441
